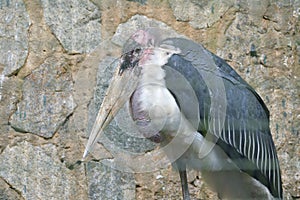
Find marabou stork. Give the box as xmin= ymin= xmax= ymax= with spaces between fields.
xmin=83 ymin=29 xmax=283 ymax=200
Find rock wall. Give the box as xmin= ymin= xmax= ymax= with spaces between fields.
xmin=0 ymin=0 xmax=299 ymax=199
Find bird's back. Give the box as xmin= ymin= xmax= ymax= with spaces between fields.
xmin=162 ymin=38 xmax=283 ymax=199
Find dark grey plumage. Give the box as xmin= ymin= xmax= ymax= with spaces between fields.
xmin=162 ymin=38 xmax=282 ymax=199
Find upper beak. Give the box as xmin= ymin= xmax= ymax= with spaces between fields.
xmin=83 ymin=62 xmax=141 ymax=159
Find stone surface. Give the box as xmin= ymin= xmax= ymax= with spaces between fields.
xmin=10 ymin=57 xmax=76 ymax=138
xmin=41 ymin=0 xmax=102 ymax=54
xmin=86 ymin=161 xmax=135 ymax=200
xmin=0 ymin=141 xmax=85 ymax=200
xmin=169 ymin=0 xmax=235 ymax=29
xmin=0 ymin=0 xmax=30 ymax=76
xmin=0 ymin=75 xmax=22 ymax=153
xmin=17 ymin=0 xmax=65 ymax=79
xmin=0 ymin=178 xmax=24 ymax=200
xmin=0 ymin=76 xmax=22 ymax=125
xmin=0 ymin=0 xmax=298 ymax=199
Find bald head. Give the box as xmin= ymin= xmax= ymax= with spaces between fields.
xmin=131 ymin=30 xmax=155 ymax=46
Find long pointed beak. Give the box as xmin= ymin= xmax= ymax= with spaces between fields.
xmin=83 ymin=63 xmax=141 ymax=159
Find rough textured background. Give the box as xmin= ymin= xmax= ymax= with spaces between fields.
xmin=0 ymin=0 xmax=299 ymax=199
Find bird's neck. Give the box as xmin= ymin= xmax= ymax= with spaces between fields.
xmin=139 ymin=64 xmax=166 ymax=87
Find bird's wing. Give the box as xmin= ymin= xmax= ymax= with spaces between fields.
xmin=161 ymin=38 xmax=283 ymax=199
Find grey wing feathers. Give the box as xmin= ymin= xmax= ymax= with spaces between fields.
xmin=161 ymin=38 xmax=283 ymax=198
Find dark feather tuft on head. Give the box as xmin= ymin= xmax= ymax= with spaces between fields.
xmin=119 ymin=48 xmax=143 ymax=75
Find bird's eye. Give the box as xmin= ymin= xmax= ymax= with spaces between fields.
xmin=166 ymin=52 xmax=170 ymax=55
xmin=135 ymin=48 xmax=141 ymax=53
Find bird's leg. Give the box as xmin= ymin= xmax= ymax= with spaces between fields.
xmin=179 ymin=169 xmax=191 ymax=200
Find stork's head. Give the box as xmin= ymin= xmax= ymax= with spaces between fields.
xmin=83 ymin=42 xmax=180 ymax=158
xmin=139 ymin=45 xmax=180 ymax=67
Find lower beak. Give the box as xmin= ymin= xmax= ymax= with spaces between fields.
xmin=83 ymin=64 xmax=141 ymax=158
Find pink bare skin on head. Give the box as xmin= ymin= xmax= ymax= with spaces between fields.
xmin=131 ymin=30 xmax=155 ymax=46
xmin=138 ymin=48 xmax=154 ymax=65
